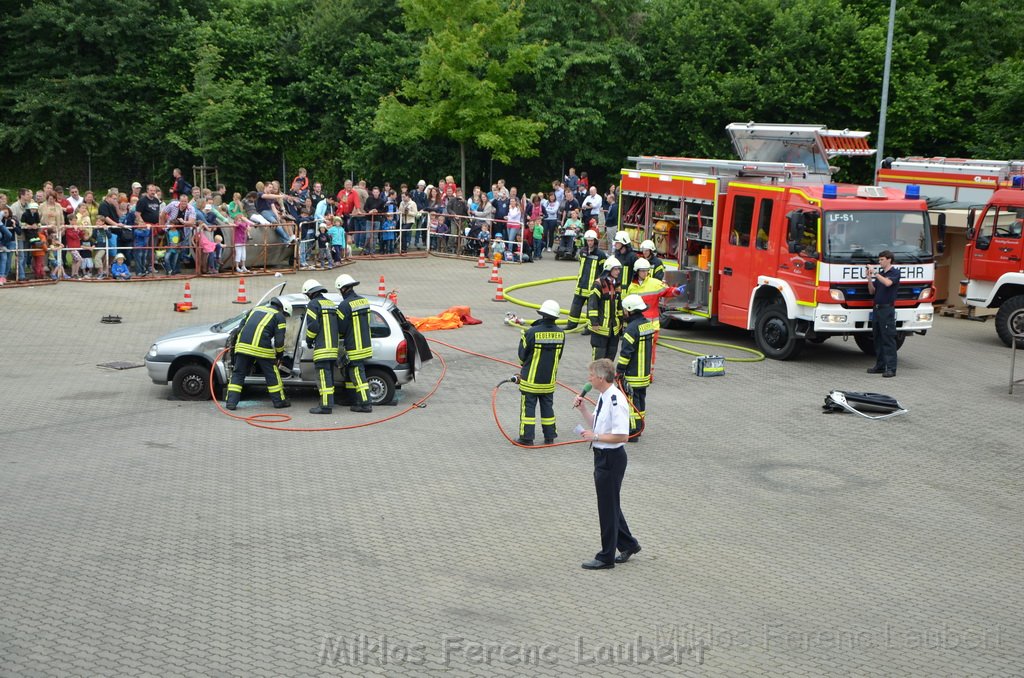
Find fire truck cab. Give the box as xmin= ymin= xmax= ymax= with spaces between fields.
xmin=620 ymin=123 xmax=936 ymax=360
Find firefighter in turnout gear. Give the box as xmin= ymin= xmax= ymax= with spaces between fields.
xmin=225 ymin=296 xmax=292 ymax=410
xmin=567 ymin=230 xmax=606 ymax=333
xmin=588 ymin=256 xmax=623 ymax=360
xmin=335 ymin=274 xmax=374 ymax=412
xmin=638 ymin=240 xmax=665 ymax=281
xmin=303 ymin=279 xmax=341 ymax=414
xmin=612 ymin=231 xmax=639 ymax=290
xmin=617 ymin=294 xmax=655 ymax=440
xmin=515 ymin=299 xmax=566 ymax=446
xmin=625 ymin=258 xmax=685 ymax=380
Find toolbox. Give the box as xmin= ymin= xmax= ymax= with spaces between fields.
xmin=692 ymin=355 xmax=725 ymax=377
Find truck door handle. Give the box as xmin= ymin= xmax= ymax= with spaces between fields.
xmin=1000 ymin=247 xmax=1013 ymax=252
xmin=722 ymin=267 xmax=733 ymax=276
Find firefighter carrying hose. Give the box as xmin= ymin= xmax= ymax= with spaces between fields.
xmin=617 ymin=294 xmax=655 ymax=441
xmin=566 ymin=230 xmax=606 ymax=334
xmin=303 ymin=279 xmax=340 ymax=414
xmin=638 ymin=239 xmax=665 ymax=280
xmin=335 ymin=273 xmax=374 ymax=413
xmin=515 ymin=299 xmax=565 ymax=446
xmin=588 ymin=256 xmax=623 ymax=360
xmin=225 ymin=296 xmax=293 ymax=410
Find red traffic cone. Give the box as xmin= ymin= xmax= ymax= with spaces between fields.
xmin=493 ymin=278 xmax=505 ymax=302
xmin=181 ymin=281 xmax=193 ymax=310
xmin=377 ymin=275 xmax=387 ymax=297
xmin=475 ymin=248 xmax=487 ymax=268
xmin=232 ymin=277 xmax=251 ymax=304
xmin=488 ymin=261 xmax=501 ymax=283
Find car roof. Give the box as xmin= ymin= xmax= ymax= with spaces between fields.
xmin=277 ymin=292 xmax=390 ymax=309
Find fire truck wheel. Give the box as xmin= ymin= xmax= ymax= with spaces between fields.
xmin=754 ymin=305 xmax=804 ymax=360
xmin=853 ymin=332 xmax=907 ymax=356
xmin=995 ymin=296 xmax=1024 ymax=348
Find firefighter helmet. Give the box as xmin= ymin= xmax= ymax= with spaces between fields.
xmin=583 ymin=230 xmax=598 ymax=241
xmin=622 ymin=294 xmax=648 ymax=313
xmin=334 ymin=274 xmax=359 ymax=290
xmin=538 ymin=299 xmax=561 ymax=318
xmin=270 ymin=296 xmax=293 ymax=316
xmin=614 ymin=231 xmax=632 ymax=246
xmin=603 ymin=256 xmax=622 ymax=272
xmin=640 ymin=239 xmax=656 ymax=253
xmin=633 ymin=258 xmax=651 ymax=272
xmin=302 ymin=279 xmax=327 ymax=296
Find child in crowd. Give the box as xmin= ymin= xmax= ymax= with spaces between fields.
xmin=317 ymin=223 xmax=333 ymax=268
xmin=80 ymin=232 xmax=95 ymax=279
xmin=47 ymin=230 xmax=66 ymax=280
xmin=233 ymin=215 xmax=250 ymax=273
xmin=533 ymin=216 xmax=545 ymax=261
xmin=111 ymin=252 xmax=131 ymax=279
xmin=380 ymin=201 xmax=397 ymax=254
xmin=491 ymin=231 xmax=505 ymax=261
xmin=132 ymin=220 xmax=150 ymax=276
xmin=327 ymin=217 xmax=346 ymax=264
xmin=209 ymin=234 xmax=223 ymax=273
xmin=31 ymin=229 xmax=47 ymax=279
xmin=197 ymin=227 xmax=218 ymax=274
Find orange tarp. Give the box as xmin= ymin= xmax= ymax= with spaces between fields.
xmin=407 ymin=306 xmax=482 ymax=331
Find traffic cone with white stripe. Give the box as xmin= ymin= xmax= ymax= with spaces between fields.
xmin=181 ymin=281 xmax=193 ymax=310
xmin=488 ymin=260 xmax=501 ymax=283
xmin=475 ymin=248 xmax=487 ymax=268
xmin=377 ymin=275 xmax=387 ymax=297
xmin=493 ymin=277 xmax=505 ymax=302
xmin=232 ymin=278 xmax=251 ymax=304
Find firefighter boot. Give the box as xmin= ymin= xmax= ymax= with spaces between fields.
xmin=309 ymin=405 xmax=333 ymax=414
xmin=273 ymin=399 xmax=292 ymax=409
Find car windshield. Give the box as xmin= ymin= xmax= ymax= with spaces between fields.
xmin=823 ymin=210 xmax=932 ymax=263
xmin=211 ymin=312 xmax=249 ymax=333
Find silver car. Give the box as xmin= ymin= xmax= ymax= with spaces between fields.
xmin=145 ymin=282 xmax=432 ymax=405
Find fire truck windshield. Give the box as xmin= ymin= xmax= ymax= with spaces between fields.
xmin=823 ymin=210 xmax=932 ymax=263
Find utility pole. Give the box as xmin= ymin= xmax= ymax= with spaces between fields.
xmin=875 ymin=0 xmax=897 ymax=177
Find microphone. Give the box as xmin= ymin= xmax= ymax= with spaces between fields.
xmin=580 ymin=383 xmax=592 ymax=396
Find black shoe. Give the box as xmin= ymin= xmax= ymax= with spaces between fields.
xmin=516 ymin=437 xmax=535 ymax=446
xmin=615 ymin=546 xmax=641 ymax=563
xmin=866 ymin=367 xmax=884 ymax=374
xmin=224 ymin=402 xmax=237 ymax=411
xmin=350 ymin=404 xmax=373 ymax=413
xmin=883 ymin=371 xmax=896 ymax=378
xmin=544 ymin=437 xmax=556 ymax=445
xmin=309 ymin=405 xmax=333 ymax=414
xmin=581 ymin=558 xmax=614 ymax=570
xmin=273 ymin=400 xmax=291 ymax=409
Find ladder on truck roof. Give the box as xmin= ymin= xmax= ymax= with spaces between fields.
xmin=628 ymin=156 xmax=809 ymax=181
xmin=887 ymin=157 xmax=1024 ymax=180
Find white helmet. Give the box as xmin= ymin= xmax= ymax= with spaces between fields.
xmin=603 ymin=256 xmax=622 ymax=272
xmin=302 ymin=279 xmax=327 ymax=296
xmin=270 ymin=296 xmax=293 ymax=316
xmin=640 ymin=239 xmax=656 ymax=252
xmin=633 ymin=258 xmax=651 ymax=272
xmin=334 ymin=273 xmax=359 ymax=290
xmin=622 ymin=294 xmax=647 ymax=313
xmin=538 ymin=299 xmax=561 ymax=318
xmin=583 ymin=230 xmax=597 ymax=241
xmin=614 ymin=231 xmax=632 ymax=246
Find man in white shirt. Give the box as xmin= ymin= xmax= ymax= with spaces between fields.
xmin=573 ymin=358 xmax=642 ymax=569
xmin=581 ymin=186 xmax=603 ymax=227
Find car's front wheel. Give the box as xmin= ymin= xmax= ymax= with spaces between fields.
xmin=365 ymin=367 xmax=396 ymax=406
xmin=172 ymin=363 xmax=214 ymax=400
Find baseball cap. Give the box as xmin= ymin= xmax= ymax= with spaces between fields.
xmin=131 ymin=182 xmax=142 ymax=189
xmin=417 ymin=180 xmax=426 ymax=187
xmin=27 ymin=202 xmax=39 ymax=209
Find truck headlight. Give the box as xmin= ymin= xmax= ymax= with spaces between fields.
xmin=829 ymin=289 xmax=845 ymax=302
xmin=918 ymin=286 xmax=934 ymax=301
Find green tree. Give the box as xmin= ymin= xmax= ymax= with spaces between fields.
xmin=374 ymin=0 xmax=545 ymax=190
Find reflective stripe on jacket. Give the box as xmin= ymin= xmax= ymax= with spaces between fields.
xmin=574 ymin=246 xmax=606 ymax=296
xmin=236 ymin=305 xmax=287 ymax=359
xmin=587 ymin=274 xmax=622 ymax=337
xmin=617 ymin=314 xmax=655 ymax=387
xmin=518 ymin=318 xmax=565 ymax=394
xmin=338 ymin=292 xmax=373 ymax=361
xmin=305 ymin=296 xmax=341 ymax=362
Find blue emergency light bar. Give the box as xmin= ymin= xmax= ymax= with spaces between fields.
xmin=905 ymin=185 xmax=921 ymax=199
xmin=1013 ymin=175 xmax=1023 ymax=188
xmin=823 ymin=184 xmax=838 ymax=199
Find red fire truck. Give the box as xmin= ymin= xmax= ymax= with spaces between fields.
xmin=619 ymin=123 xmax=936 ymax=360
xmin=878 ymin=157 xmax=1024 ymax=347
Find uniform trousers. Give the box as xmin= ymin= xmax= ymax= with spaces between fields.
xmin=590 ymin=332 xmax=620 ymax=361
xmin=871 ymin=304 xmax=898 ymax=372
xmin=593 ymin=446 xmax=639 ymax=564
xmin=344 ymin=360 xmax=371 ymax=406
xmin=626 ymin=386 xmax=646 ymax=435
xmin=566 ymin=293 xmax=588 ymax=329
xmin=226 ymin=354 xmax=285 ymax=406
xmin=313 ymin=359 xmax=335 ymax=408
xmin=519 ymin=391 xmax=556 ymax=441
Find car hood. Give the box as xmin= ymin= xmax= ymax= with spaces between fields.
xmin=153 ymin=322 xmax=228 ymax=344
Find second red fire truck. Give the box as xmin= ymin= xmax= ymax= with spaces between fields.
xmin=619 ymin=122 xmax=936 ymax=360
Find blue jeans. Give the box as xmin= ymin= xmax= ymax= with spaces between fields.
xmin=164 ymin=247 xmax=181 ymax=275
xmin=0 ymin=248 xmax=10 ymax=278
xmin=16 ymin=237 xmax=29 ymax=279
xmin=274 ymin=225 xmax=291 ymax=243
xmin=134 ymin=248 xmax=149 ymax=275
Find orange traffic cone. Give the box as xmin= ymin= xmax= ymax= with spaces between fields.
xmin=181 ymin=281 xmax=193 ymax=310
xmin=488 ymin=261 xmax=501 ymax=283
xmin=232 ymin=277 xmax=251 ymax=304
xmin=493 ymin=278 xmax=505 ymax=302
xmin=377 ymin=275 xmax=387 ymax=297
xmin=475 ymin=248 xmax=487 ymax=268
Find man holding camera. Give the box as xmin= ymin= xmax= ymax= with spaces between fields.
xmin=866 ymin=250 xmax=900 ymax=378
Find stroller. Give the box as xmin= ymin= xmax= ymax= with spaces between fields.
xmin=553 ymin=223 xmax=581 ymax=260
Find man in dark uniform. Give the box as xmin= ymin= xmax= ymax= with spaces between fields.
xmin=638 ymin=239 xmax=665 ymax=281
xmin=573 ymin=358 xmax=641 ymax=570
xmin=588 ymin=256 xmax=623 ymax=360
xmin=225 ymin=296 xmax=292 ymax=410
xmin=567 ymin=230 xmax=606 ymax=332
xmin=335 ymin=273 xmax=375 ymax=412
xmin=617 ymin=295 xmax=655 ymax=441
xmin=515 ymin=299 xmax=565 ymax=446
xmin=303 ymin=279 xmax=340 ymax=414
xmin=611 ymin=231 xmax=638 ymax=289
xmin=866 ymin=250 xmax=901 ymax=378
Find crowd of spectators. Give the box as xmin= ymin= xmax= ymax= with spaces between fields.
xmin=0 ymin=166 xmax=619 ymax=285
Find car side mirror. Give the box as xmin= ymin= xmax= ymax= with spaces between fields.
xmin=976 ymin=235 xmax=991 ymax=251
xmin=966 ymin=208 xmax=976 ymax=240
